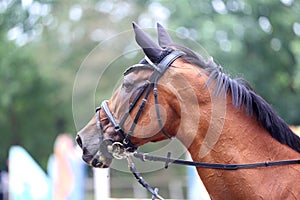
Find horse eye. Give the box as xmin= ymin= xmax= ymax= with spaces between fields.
xmin=122 ymin=80 xmax=134 ymax=92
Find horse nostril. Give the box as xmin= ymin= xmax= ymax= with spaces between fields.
xmin=76 ymin=135 xmax=83 ymax=148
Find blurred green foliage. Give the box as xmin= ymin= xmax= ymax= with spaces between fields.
xmin=0 ymin=0 xmax=299 ymax=171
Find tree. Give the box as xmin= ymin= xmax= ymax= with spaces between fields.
xmin=0 ymin=0 xmax=70 ymax=169
xmin=161 ymin=0 xmax=300 ymax=124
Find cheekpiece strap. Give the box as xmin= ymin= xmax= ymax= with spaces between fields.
xmin=101 ymin=100 xmax=119 ymax=129
xmin=100 ymin=100 xmax=137 ymax=152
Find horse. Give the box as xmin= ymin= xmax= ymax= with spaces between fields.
xmin=76 ymin=22 xmax=300 ymax=199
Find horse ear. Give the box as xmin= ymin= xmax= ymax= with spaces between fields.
xmin=132 ymin=22 xmax=163 ymax=63
xmin=157 ymin=23 xmax=173 ymax=48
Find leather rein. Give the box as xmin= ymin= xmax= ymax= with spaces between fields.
xmin=94 ymin=49 xmax=300 ymax=199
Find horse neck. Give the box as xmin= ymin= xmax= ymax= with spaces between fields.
xmin=168 ymin=59 xmax=300 ymax=162
xmin=188 ymin=96 xmax=299 ymax=162
xmin=168 ymin=59 xmax=300 ymax=199
xmin=183 ymin=93 xmax=300 ymax=198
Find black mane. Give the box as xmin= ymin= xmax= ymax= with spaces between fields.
xmin=173 ymin=45 xmax=300 ymax=153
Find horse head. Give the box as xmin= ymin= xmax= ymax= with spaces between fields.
xmin=76 ymin=22 xmax=195 ymax=168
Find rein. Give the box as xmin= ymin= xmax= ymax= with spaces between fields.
xmin=106 ymin=146 xmax=300 ymax=200
xmin=132 ymin=151 xmax=300 ymax=170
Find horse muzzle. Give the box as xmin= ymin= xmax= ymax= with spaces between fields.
xmin=76 ymin=135 xmax=113 ymax=168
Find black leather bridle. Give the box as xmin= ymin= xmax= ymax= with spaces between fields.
xmin=95 ymin=49 xmax=185 ymax=153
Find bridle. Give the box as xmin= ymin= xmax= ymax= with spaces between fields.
xmin=95 ymin=48 xmax=185 ymax=153
xmin=93 ymin=48 xmax=300 ymax=200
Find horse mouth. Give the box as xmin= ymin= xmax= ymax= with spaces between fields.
xmin=82 ymin=147 xmax=112 ymax=168
xmin=76 ymin=132 xmax=114 ymax=168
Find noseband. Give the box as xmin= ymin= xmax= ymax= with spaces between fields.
xmin=95 ymin=49 xmax=185 ymax=152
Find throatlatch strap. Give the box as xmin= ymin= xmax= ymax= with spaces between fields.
xmin=154 ymin=81 xmax=172 ymax=139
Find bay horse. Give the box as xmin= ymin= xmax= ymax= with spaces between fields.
xmin=76 ymin=22 xmax=300 ymax=199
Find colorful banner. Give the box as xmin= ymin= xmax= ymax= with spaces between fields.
xmin=9 ymin=146 xmax=51 ymax=200
xmin=48 ymin=134 xmax=86 ymax=200
xmin=9 ymin=134 xmax=86 ymax=200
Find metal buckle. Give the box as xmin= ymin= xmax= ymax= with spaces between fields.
xmin=107 ymin=142 xmax=128 ymax=160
